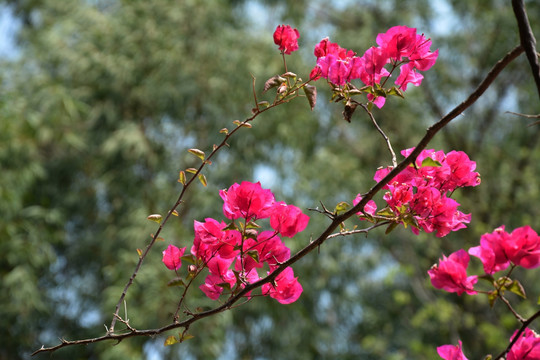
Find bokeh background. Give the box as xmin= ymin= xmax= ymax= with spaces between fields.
xmin=1 ymin=0 xmax=539 ymax=359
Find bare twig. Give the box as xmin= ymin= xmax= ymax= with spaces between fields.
xmin=359 ymin=103 xmax=397 ymax=167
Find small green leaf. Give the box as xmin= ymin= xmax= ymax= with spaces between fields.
xmin=147 ymin=214 xmax=162 ymax=223
xmin=164 ymin=335 xmax=179 ymax=346
xmin=385 ymin=221 xmax=399 ymax=234
xmin=387 ymin=86 xmax=405 ymax=99
xmin=136 ymin=248 xmax=143 ymax=258
xmin=334 ymin=201 xmax=351 ymax=215
xmin=233 ymin=120 xmax=252 ymax=128
xmin=180 ymin=333 xmax=195 ymax=342
xmin=484 ymin=355 xmax=493 ymax=360
xmin=420 ymin=157 xmax=442 ymax=167
xmin=188 ymin=148 xmax=205 ymax=161
xmin=247 ymin=250 xmax=260 ymax=263
xmin=367 ymin=101 xmax=374 ymax=112
xmin=186 ymin=168 xmax=197 ymax=174
xmin=167 ymin=278 xmax=186 ymax=287
xmin=257 ymin=101 xmax=270 ymax=108
xmin=303 ymin=84 xmax=317 ymax=111
xmin=198 ymin=174 xmax=207 ymax=187
xmin=377 ymin=207 xmax=395 ymax=217
xmin=246 ymin=221 xmax=261 ymax=229
xmin=508 ymin=279 xmax=527 ymax=299
xmin=488 ymin=290 xmax=498 ymax=307
xmin=222 ymin=222 xmax=238 ymax=231
xmin=178 ymin=171 xmax=186 ymax=185
xmin=181 ymin=254 xmax=196 ymax=264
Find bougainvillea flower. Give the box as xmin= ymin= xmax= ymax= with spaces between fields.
xmin=376 ymin=25 xmax=417 ymax=61
xmin=270 ymin=202 xmax=310 ymax=238
xmin=507 ymin=328 xmax=540 ymax=360
xmin=262 ymin=267 xmax=303 ymax=304
xmin=437 ymin=340 xmax=469 ymax=360
xmin=219 ymin=181 xmax=275 ymax=221
xmin=469 ymin=225 xmax=540 ymax=273
xmin=162 ymin=244 xmax=186 ymax=271
xmin=505 ymin=226 xmax=540 ymax=269
xmin=428 ymin=249 xmax=478 ymax=295
xmin=273 ymin=24 xmax=300 ymax=54
xmin=353 ymin=194 xmax=377 ymax=217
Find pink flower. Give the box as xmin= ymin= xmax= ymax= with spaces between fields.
xmin=469 ymin=225 xmax=540 ymax=274
xmin=508 ymin=328 xmax=540 ymax=360
xmin=376 ymin=25 xmax=417 ymax=61
xmin=437 ymin=340 xmax=469 ymax=360
xmin=505 ymin=226 xmax=540 ymax=269
xmin=395 ymin=62 xmax=424 ymax=90
xmin=191 ymin=218 xmax=240 ymax=261
xmin=353 ymin=194 xmax=377 ymax=217
xmin=262 ymin=267 xmax=303 ymax=304
xmin=255 ymin=231 xmax=291 ymax=270
xmin=219 ymin=181 xmax=275 ymax=221
xmin=273 ymin=25 xmax=300 ymax=54
xmin=162 ymin=244 xmax=186 ymax=271
xmin=428 ymin=249 xmax=478 ymax=295
xmin=270 ymin=202 xmax=309 ymax=238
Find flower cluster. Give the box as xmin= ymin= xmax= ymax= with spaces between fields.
xmin=273 ymin=24 xmax=300 ymax=55
xmin=429 ymin=225 xmax=540 ymax=296
xmin=469 ymin=225 xmax=540 ymax=274
xmin=358 ymin=148 xmax=480 ymax=237
xmin=311 ymin=25 xmax=438 ymax=107
xmin=163 ymin=181 xmax=309 ymax=305
xmin=431 ymin=225 xmax=540 ymax=357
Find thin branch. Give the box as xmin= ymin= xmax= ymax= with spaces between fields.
xmin=494 ymin=309 xmax=540 ymax=359
xmin=512 ymin=0 xmax=540 ymax=99
xmin=326 ymin=221 xmax=391 ymax=240
xmin=33 ymin=45 xmax=524 ymax=357
xmin=359 ymin=103 xmax=397 ymax=167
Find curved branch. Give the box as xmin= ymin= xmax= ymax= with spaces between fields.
xmin=32 ymin=45 xmax=524 ymax=357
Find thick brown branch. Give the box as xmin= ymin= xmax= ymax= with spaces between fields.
xmin=512 ymin=0 xmax=540 ymax=99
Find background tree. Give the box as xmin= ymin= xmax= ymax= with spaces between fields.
xmin=0 ymin=0 xmax=538 ymax=359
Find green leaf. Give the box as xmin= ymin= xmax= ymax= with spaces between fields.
xmin=488 ymin=290 xmax=498 ymax=308
xmin=376 ymin=207 xmax=395 ymax=217
xmin=303 ymin=84 xmax=317 ymax=111
xmin=420 ymin=157 xmax=442 ymax=167
xmin=181 ymin=254 xmax=196 ymax=264
xmin=386 ymin=86 xmax=405 ymax=99
xmin=385 ymin=221 xmax=399 ymax=234
xmin=257 ymin=101 xmax=270 ymax=108
xmin=178 ymin=171 xmax=186 ymax=185
xmin=164 ymin=335 xmax=179 ymax=346
xmin=147 ymin=214 xmax=162 ymax=223
xmin=198 ymin=174 xmax=207 ymax=187
xmin=233 ymin=120 xmax=252 ymax=128
xmin=180 ymin=333 xmax=195 ymax=342
xmin=246 ymin=221 xmax=261 ymax=229
xmin=508 ymin=279 xmax=526 ymax=299
xmin=136 ymin=248 xmax=142 ymax=258
xmin=167 ymin=278 xmax=186 ymax=287
xmin=334 ymin=201 xmax=351 ymax=215
xmin=185 ymin=168 xmax=198 ymax=174
xmin=188 ymin=148 xmax=205 ymax=161
xmin=222 ymin=222 xmax=238 ymax=231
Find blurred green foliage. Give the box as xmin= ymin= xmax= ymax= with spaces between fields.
xmin=1 ymin=0 xmax=539 ymax=359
